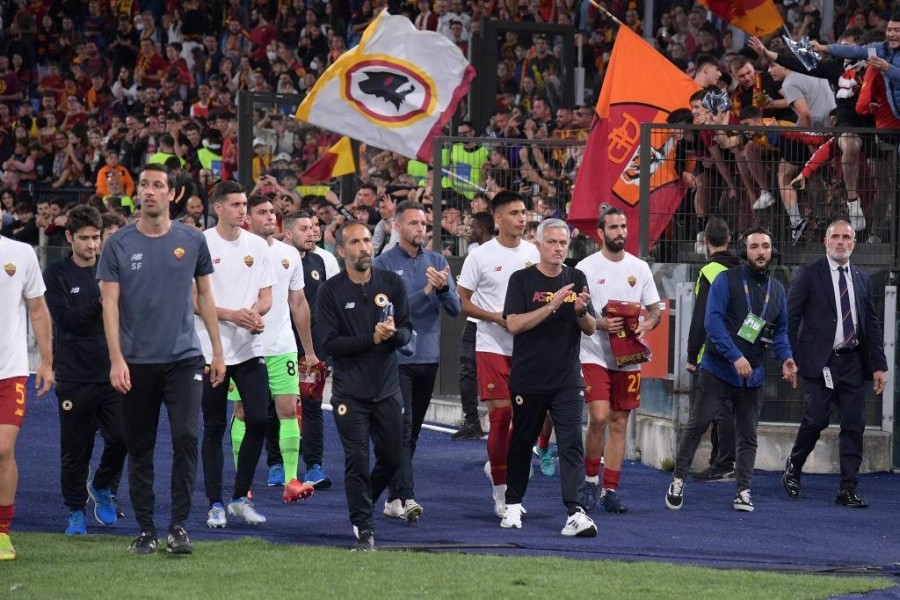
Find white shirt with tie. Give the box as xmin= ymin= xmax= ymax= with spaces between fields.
xmin=827 ymin=256 xmax=858 ymax=350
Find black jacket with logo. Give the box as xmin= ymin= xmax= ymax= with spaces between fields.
xmin=316 ymin=268 xmax=411 ymax=402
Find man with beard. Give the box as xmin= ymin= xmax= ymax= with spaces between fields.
xmin=44 ymin=206 xmax=127 ymax=535
xmin=576 ymin=208 xmax=660 ymax=514
xmin=782 ymin=221 xmax=887 ymax=508
xmin=317 ymin=221 xmax=412 ymax=551
xmin=374 ymin=200 xmax=460 ymax=523
xmin=666 ymin=227 xmax=797 ymax=513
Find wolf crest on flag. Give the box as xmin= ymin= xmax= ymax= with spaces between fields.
xmin=567 ymin=26 xmax=700 ymax=254
xmin=295 ymin=10 xmax=475 ymax=162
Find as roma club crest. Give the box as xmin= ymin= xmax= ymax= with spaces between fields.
xmin=343 ymin=60 xmax=436 ymax=127
xmin=3 ymin=263 xmax=15 ymax=277
xmin=374 ymin=292 xmax=389 ymax=307
xmin=243 ymin=255 xmax=254 ymax=267
xmin=173 ymin=247 xmax=185 ymax=260
xmin=310 ymin=270 xmax=321 ymax=281
xmin=281 ymin=259 xmax=290 ymax=269
xmin=627 ymin=275 xmax=637 ymax=287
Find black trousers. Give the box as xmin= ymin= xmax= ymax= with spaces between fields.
xmin=458 ymin=321 xmax=479 ymax=424
xmin=123 ymin=356 xmax=203 ymax=534
xmin=709 ymin=398 xmax=736 ymax=469
xmin=790 ymin=351 xmax=866 ymax=491
xmin=388 ymin=363 xmax=439 ymax=501
xmin=505 ymin=388 xmax=586 ymax=514
xmin=202 ymin=356 xmax=270 ymax=504
xmin=332 ymin=395 xmax=403 ymax=531
xmin=56 ymin=381 xmax=128 ymax=512
xmin=674 ymin=371 xmax=760 ymax=491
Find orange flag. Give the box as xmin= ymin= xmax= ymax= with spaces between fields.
xmin=698 ymin=0 xmax=783 ymax=36
xmin=300 ymin=136 xmax=356 ymax=184
xmin=567 ymin=27 xmax=700 ymax=253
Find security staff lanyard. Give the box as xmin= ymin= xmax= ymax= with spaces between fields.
xmin=737 ymin=267 xmax=771 ymax=344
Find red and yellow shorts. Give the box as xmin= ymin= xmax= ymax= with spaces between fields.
xmin=0 ymin=377 xmax=28 ymax=427
xmin=582 ymin=364 xmax=641 ymax=411
xmin=475 ymin=352 xmax=511 ymax=402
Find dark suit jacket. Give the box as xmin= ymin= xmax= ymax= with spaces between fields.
xmin=787 ymin=257 xmax=888 ymax=380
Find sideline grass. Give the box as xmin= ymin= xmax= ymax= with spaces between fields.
xmin=0 ymin=533 xmax=892 ymax=599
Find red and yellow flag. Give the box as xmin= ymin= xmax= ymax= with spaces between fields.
xmin=300 ymin=136 xmax=356 ymax=184
xmin=567 ymin=27 xmax=700 ymax=253
xmin=698 ymin=0 xmax=783 ymax=36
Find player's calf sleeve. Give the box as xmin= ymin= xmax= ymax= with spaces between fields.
xmin=537 ymin=433 xmax=550 ymax=449
xmin=230 ymin=417 xmax=246 ymax=469
xmin=0 ymin=504 xmax=14 ymax=534
xmin=585 ymin=457 xmax=602 ymax=478
xmin=602 ymin=468 xmax=621 ymax=491
xmin=487 ymin=407 xmax=512 ymax=485
xmin=279 ymin=418 xmax=301 ymax=481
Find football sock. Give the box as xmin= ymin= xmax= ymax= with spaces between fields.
xmin=487 ymin=407 xmax=511 ymax=485
xmin=0 ymin=504 xmax=13 ymax=534
xmin=230 ymin=417 xmax=246 ymax=469
xmin=279 ymin=418 xmax=301 ymax=481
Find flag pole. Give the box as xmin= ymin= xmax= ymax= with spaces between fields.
xmin=586 ymin=0 xmax=623 ymax=27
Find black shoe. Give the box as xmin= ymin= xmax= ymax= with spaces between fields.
xmin=835 ymin=489 xmax=868 ymax=508
xmin=693 ymin=465 xmax=735 ymax=483
xmin=352 ymin=529 xmax=375 ymax=552
xmin=166 ymin=525 xmax=194 ymax=555
xmin=112 ymin=494 xmax=125 ymax=519
xmin=782 ymin=458 xmax=801 ymax=499
xmin=450 ymin=422 xmax=484 ymax=441
xmin=128 ymin=531 xmax=158 ymax=555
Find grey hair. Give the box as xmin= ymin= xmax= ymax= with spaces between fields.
xmin=536 ymin=218 xmax=569 ymax=242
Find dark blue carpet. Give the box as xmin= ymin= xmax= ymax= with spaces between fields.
xmin=13 ymin=378 xmax=900 ymax=586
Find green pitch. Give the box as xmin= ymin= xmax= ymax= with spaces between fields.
xmin=0 ymin=533 xmax=892 ymax=599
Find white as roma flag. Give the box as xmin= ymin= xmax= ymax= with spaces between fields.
xmin=295 ymin=10 xmax=475 ymax=162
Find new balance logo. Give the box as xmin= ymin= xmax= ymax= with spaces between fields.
xmin=194 ymin=374 xmax=202 ymax=381
xmin=131 ymin=254 xmax=143 ymax=261
xmin=70 ymin=287 xmax=80 ymax=294
xmin=344 ymin=302 xmax=355 ymax=309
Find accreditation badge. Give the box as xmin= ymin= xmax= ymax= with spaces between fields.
xmin=737 ymin=313 xmax=765 ymax=344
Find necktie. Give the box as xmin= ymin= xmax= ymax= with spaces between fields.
xmin=838 ymin=266 xmax=856 ymax=348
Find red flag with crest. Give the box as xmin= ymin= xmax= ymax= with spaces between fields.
xmin=567 ymin=27 xmax=700 ymax=253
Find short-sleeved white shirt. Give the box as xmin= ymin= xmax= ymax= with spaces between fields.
xmin=195 ymin=228 xmax=278 ymax=365
xmin=259 ymin=239 xmax=305 ymax=356
xmin=0 ymin=237 xmax=46 ymax=379
xmin=458 ymin=238 xmax=540 ymax=356
xmin=576 ymin=250 xmax=660 ymax=371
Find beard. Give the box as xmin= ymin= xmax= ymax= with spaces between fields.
xmin=603 ymin=234 xmax=626 ymax=253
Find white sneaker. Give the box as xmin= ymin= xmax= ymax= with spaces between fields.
xmin=483 ymin=459 xmax=493 ymax=482
xmin=561 ymin=508 xmax=597 ymax=537
xmin=847 ymin=199 xmax=866 ymax=231
xmin=752 ymin=190 xmax=776 ymax=210
xmin=694 ymin=232 xmax=706 ymax=255
xmin=492 ymin=484 xmax=507 ymax=518
xmin=227 ymin=497 xmax=267 ymax=524
xmin=500 ymin=503 xmax=525 ymax=529
xmin=403 ymin=499 xmax=423 ymax=523
xmin=206 ymin=503 xmax=226 ymax=528
xmin=383 ymin=498 xmax=404 ymax=519
xmin=733 ymin=489 xmax=755 ymax=512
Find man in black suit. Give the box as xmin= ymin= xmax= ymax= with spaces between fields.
xmin=783 ymin=220 xmax=888 ymax=508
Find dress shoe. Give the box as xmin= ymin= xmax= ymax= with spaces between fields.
xmin=782 ymin=458 xmax=801 ymax=499
xmin=835 ymin=489 xmax=868 ymax=508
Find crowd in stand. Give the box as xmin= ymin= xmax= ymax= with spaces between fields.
xmin=0 ymin=0 xmax=898 ymax=255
